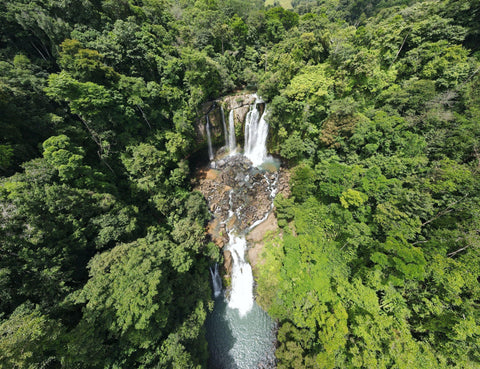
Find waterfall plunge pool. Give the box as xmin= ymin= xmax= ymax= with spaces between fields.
xmin=206 ymin=233 xmax=277 ymax=368
xmin=206 ymin=294 xmax=276 ymax=369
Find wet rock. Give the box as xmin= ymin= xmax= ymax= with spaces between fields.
xmin=223 ymin=250 xmax=232 ymax=274
xmin=195 ymin=153 xmax=281 ymax=254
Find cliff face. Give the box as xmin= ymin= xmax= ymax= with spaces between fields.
xmin=194 ymin=93 xmax=259 ymax=149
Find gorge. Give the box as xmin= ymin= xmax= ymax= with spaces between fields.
xmin=198 ymin=95 xmax=280 ymax=369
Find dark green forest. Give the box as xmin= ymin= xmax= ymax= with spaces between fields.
xmin=0 ymin=0 xmax=479 ymax=368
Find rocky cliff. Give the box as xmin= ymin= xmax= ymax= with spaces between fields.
xmin=194 ymin=93 xmax=261 ymax=150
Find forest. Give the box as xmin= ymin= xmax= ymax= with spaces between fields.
xmin=0 ymin=0 xmax=479 ymax=368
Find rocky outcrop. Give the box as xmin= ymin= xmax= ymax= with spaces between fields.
xmin=196 ymin=155 xmax=276 ymax=231
xmin=246 ymin=212 xmax=278 ymax=272
xmin=195 ymin=154 xmax=278 ymax=275
xmin=277 ymin=167 xmax=291 ymax=198
xmin=194 ymin=93 xmax=260 ymax=149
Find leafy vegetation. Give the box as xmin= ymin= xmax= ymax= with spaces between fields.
xmin=0 ymin=0 xmax=479 ymax=367
xmin=255 ymin=0 xmax=480 ymax=368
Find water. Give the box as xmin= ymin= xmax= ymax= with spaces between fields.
xmin=210 ymin=263 xmax=223 ymax=298
xmin=221 ymin=106 xmax=229 ymax=149
xmin=206 ymin=297 xmax=276 ymax=369
xmin=244 ymin=95 xmax=270 ymax=167
xmin=206 ymin=115 xmax=214 ymax=161
xmin=227 ymin=232 xmax=253 ymax=317
xmin=228 ymin=109 xmax=237 ymax=154
xmin=206 ymin=95 xmax=276 ymax=368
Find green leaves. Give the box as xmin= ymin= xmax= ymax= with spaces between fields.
xmin=0 ymin=303 xmax=63 ymax=369
xmin=77 ymin=238 xmax=171 ymax=337
xmin=340 ymin=188 xmax=368 ymax=208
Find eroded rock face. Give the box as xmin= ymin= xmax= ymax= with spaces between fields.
xmin=194 ymin=93 xmax=259 ymax=148
xmin=195 ymin=154 xmax=279 ymax=274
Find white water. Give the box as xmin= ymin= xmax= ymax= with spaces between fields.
xmin=244 ymin=95 xmax=269 ymax=167
xmin=227 ymin=232 xmax=254 ymax=317
xmin=206 ymin=115 xmax=214 ymax=161
xmin=206 ymin=94 xmax=278 ymax=368
xmin=221 ymin=106 xmax=229 ymax=149
xmin=228 ymin=109 xmax=237 ymax=154
xmin=210 ymin=263 xmax=223 ymax=298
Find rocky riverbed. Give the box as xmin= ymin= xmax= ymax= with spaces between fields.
xmin=194 ymin=154 xmax=290 ymax=276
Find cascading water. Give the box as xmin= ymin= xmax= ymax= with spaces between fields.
xmin=206 ymin=115 xmax=214 ymax=161
xmin=221 ymin=106 xmax=229 ymax=149
xmin=210 ymin=263 xmax=223 ymax=298
xmin=205 ymin=160 xmax=277 ymax=368
xmin=227 ymin=232 xmax=253 ymax=316
xmin=244 ymin=95 xmax=269 ymax=167
xmin=228 ymin=109 xmax=237 ymax=153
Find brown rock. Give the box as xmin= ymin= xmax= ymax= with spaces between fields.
xmin=247 ymin=212 xmax=278 ymax=243
xmin=206 ymin=169 xmax=219 ymax=180
xmin=223 ymin=249 xmax=232 ymax=274
xmin=247 ymin=212 xmax=279 ymax=272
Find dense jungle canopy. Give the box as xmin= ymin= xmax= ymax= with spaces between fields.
xmin=0 ymin=0 xmax=479 ymax=368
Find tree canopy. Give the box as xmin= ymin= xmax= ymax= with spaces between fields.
xmin=1 ymin=0 xmax=479 ymax=367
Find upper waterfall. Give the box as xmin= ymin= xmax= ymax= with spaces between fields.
xmin=244 ymin=95 xmax=269 ymax=167
xmin=206 ymin=115 xmax=214 ymax=161
xmin=228 ymin=109 xmax=237 ymax=154
xmin=221 ymin=106 xmax=229 ymax=149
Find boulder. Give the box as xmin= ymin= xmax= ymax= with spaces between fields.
xmin=223 ymin=250 xmax=232 ymax=274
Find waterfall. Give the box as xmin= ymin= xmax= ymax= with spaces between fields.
xmin=206 ymin=115 xmax=214 ymax=161
xmin=227 ymin=232 xmax=253 ymax=317
xmin=221 ymin=106 xmax=229 ymax=149
xmin=228 ymin=109 xmax=237 ymax=153
xmin=204 ymin=95 xmax=279 ymax=368
xmin=210 ymin=263 xmax=223 ymax=298
xmin=244 ymin=95 xmax=269 ymax=167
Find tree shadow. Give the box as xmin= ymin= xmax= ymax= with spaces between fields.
xmin=205 ymin=295 xmax=237 ymax=369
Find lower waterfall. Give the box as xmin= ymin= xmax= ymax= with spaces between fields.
xmin=210 ymin=263 xmax=223 ymax=298
xmin=202 ymin=156 xmax=277 ymax=368
xmin=226 ymin=232 xmax=253 ymax=317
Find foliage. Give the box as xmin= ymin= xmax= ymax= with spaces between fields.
xmin=255 ymin=0 xmax=480 ymax=367
xmin=1 ymin=0 xmax=480 ymax=367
